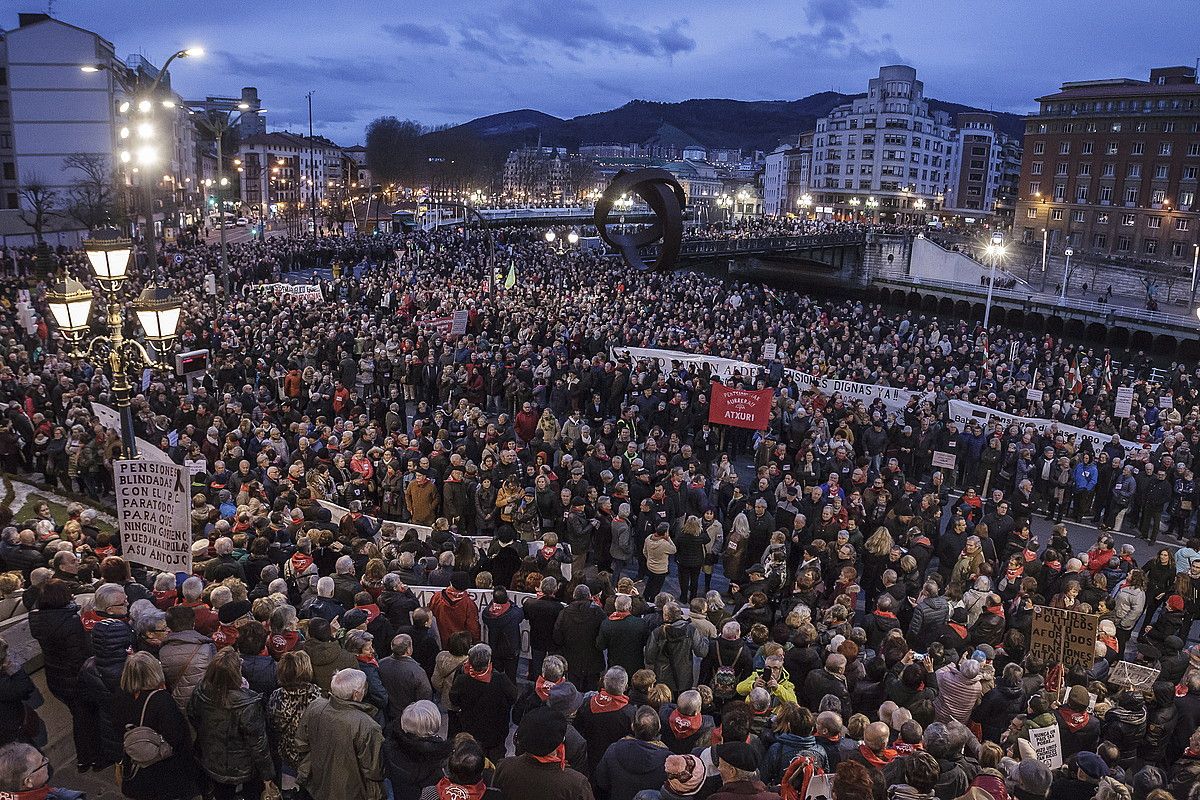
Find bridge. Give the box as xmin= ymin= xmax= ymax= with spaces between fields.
xmin=422 ymin=205 xmax=658 ymax=230
xmin=644 ymin=233 xmax=867 ymax=267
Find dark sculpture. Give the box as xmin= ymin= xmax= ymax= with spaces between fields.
xmin=593 ymin=168 xmax=686 ymax=271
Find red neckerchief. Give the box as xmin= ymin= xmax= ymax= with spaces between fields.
xmin=1057 ymin=707 xmax=1092 ymax=732
xmin=437 ymin=778 xmax=488 ymax=800
xmin=212 ymin=623 xmax=240 ymax=648
xmin=0 ymin=785 xmax=53 ymax=800
xmin=1005 ymin=564 xmax=1024 ymax=583
xmin=892 ymin=740 xmax=924 ymax=755
xmin=985 ymin=604 xmax=1005 ymax=618
xmin=1100 ymin=634 xmax=1119 ymax=651
xmin=669 ymin=709 xmax=702 ymax=738
xmin=356 ymin=603 xmax=382 ymax=622
xmin=589 ymin=689 xmax=629 ymax=713
xmin=290 ymin=552 xmax=314 ymax=573
xmin=609 ymin=611 xmax=631 ymax=621
xmin=1023 ymin=549 xmax=1038 ymax=563
xmin=535 ymin=675 xmax=561 ymax=701
xmin=444 ymin=587 xmax=467 ymax=602
xmin=858 ymin=743 xmax=897 ymax=767
xmin=153 ymin=589 xmax=178 ymax=609
xmin=487 ymin=601 xmax=512 ymax=618
xmin=531 ymin=743 xmax=567 ymax=770
xmin=711 ymin=726 xmax=722 ymax=745
xmin=267 ymin=630 xmax=300 ymax=659
xmin=357 ymin=653 xmax=379 ymax=668
xmin=94 ymin=544 xmax=117 ymax=558
xmin=1045 ymin=560 xmax=1061 ymax=571
xmin=80 ymin=608 xmax=102 ymax=632
xmin=873 ymin=610 xmax=897 ymax=619
xmin=464 ymin=661 xmax=493 ymax=683
xmin=948 ymin=622 xmax=969 ymax=639
xmin=539 ymin=545 xmax=557 ymax=560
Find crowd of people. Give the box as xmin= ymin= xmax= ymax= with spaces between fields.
xmin=0 ymin=223 xmax=1199 ymax=800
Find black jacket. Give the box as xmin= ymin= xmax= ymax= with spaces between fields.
xmin=554 ymin=600 xmax=607 ymax=683
xmin=383 ymin=731 xmax=453 ymax=800
xmin=973 ymin=682 xmax=1026 ymax=743
xmin=596 ymin=613 xmax=650 ymax=677
xmin=1102 ymin=699 xmax=1148 ymax=767
xmin=28 ymin=605 xmax=90 ymax=697
xmin=523 ymin=595 xmax=565 ymax=652
xmin=449 ymin=669 xmax=518 ymax=749
xmin=1140 ymin=682 xmax=1178 ymax=765
xmin=575 ymin=697 xmax=636 ymax=775
xmin=803 ymin=668 xmax=852 ymax=718
xmin=187 ymin=684 xmax=274 ymax=785
xmin=112 ymin=688 xmax=199 ymax=800
xmin=378 ymin=588 xmax=420 ymax=629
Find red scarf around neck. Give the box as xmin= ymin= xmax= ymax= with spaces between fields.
xmin=539 ymin=545 xmax=558 ymax=560
xmin=858 ymin=743 xmax=897 ymax=767
xmin=487 ymin=601 xmax=512 ymax=618
xmin=464 ymin=662 xmax=493 ymax=683
xmin=873 ymin=610 xmax=897 ymax=619
xmin=948 ymin=622 xmax=969 ymax=639
xmin=535 ymin=675 xmax=561 ymax=701
xmin=1057 ymin=707 xmax=1092 ymax=732
xmin=609 ymin=611 xmax=631 ymax=621
xmin=669 ymin=709 xmax=702 ymax=738
xmin=436 ymin=777 xmax=488 ymax=800
xmin=531 ymin=743 xmax=567 ymax=770
xmin=357 ymin=653 xmax=379 ymax=668
xmin=589 ymin=689 xmax=629 ymax=713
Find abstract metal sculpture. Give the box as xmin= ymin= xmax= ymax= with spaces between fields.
xmin=593 ymin=168 xmax=686 ymax=271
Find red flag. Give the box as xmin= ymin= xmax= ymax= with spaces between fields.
xmin=708 ymin=383 xmax=773 ymax=430
xmin=1069 ymin=355 xmax=1083 ymax=394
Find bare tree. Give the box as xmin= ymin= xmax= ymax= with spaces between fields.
xmin=18 ymin=177 xmax=59 ymax=243
xmin=63 ymin=152 xmax=119 ymax=231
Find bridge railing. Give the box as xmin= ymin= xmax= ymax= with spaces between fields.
xmin=642 ymin=233 xmax=866 ymax=259
xmin=875 ymin=272 xmax=1194 ymax=328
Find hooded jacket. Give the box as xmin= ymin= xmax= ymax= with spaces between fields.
xmin=644 ymin=618 xmax=708 ymax=697
xmin=1054 ymin=705 xmax=1100 ymax=758
xmin=594 ymin=738 xmax=671 ymax=800
xmin=302 ymin=638 xmax=357 ymax=693
xmin=1102 ymin=695 xmax=1148 ymax=766
xmin=973 ymin=682 xmax=1027 ymax=744
xmin=428 ymin=587 xmax=481 ymax=648
xmin=1140 ymin=681 xmax=1178 ymax=765
xmin=482 ymin=601 xmax=525 ymax=663
xmin=187 ymin=683 xmax=275 ymax=786
xmin=384 ymin=731 xmax=453 ymax=800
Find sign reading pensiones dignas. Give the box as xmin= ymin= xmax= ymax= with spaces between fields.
xmin=1029 ymin=605 xmax=1099 ymax=674
xmin=113 ymin=459 xmax=192 ymax=574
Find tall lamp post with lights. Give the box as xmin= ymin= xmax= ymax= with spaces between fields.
xmin=982 ymin=230 xmax=1006 ymax=330
xmin=83 ymin=46 xmax=203 ymax=274
xmin=45 ymin=228 xmax=183 ymax=458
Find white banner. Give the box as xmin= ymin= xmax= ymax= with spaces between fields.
xmin=92 ymin=402 xmax=174 ymax=464
xmin=409 ymin=585 xmax=537 ymax=658
xmin=259 ymin=282 xmax=324 ymax=301
xmin=1028 ymin=724 xmax=1062 ymax=769
xmin=948 ymin=399 xmax=1140 ymax=454
xmin=113 ymin=458 xmax=192 ymax=574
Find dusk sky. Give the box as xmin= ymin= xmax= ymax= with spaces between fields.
xmin=18 ymin=0 xmax=1200 ymax=145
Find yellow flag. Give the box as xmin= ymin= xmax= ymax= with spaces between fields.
xmin=504 ymin=264 xmax=516 ymax=289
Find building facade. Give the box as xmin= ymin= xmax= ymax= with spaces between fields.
xmin=763 ymin=134 xmax=813 ymax=216
xmin=944 ymin=112 xmax=1012 ymax=220
xmin=811 ymin=65 xmax=954 ymax=222
xmin=237 ymin=131 xmax=345 ymax=218
xmin=501 ymin=145 xmax=568 ymax=201
xmin=1014 ymin=66 xmax=1200 ymax=266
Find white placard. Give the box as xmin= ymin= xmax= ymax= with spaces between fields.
xmin=1115 ymin=386 xmax=1134 ymax=418
xmin=1028 ymin=724 xmax=1062 ymax=769
xmin=259 ymin=282 xmax=323 ymax=301
xmin=91 ymin=402 xmax=174 ymax=464
xmin=932 ymin=451 xmax=957 ymax=470
xmin=804 ymin=773 xmax=834 ymax=800
xmin=763 ymin=342 xmax=778 ymax=361
xmin=1026 ymin=388 xmax=1043 ymax=402
xmin=113 ymin=458 xmax=192 ymax=574
xmin=451 ymin=309 xmax=469 ymax=336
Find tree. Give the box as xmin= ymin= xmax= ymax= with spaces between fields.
xmin=18 ymin=177 xmax=59 ymax=243
xmin=364 ymin=117 xmax=425 ymax=187
xmin=63 ymin=152 xmax=118 ymax=230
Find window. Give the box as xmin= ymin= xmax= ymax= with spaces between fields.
xmin=1111 ymin=123 xmax=1122 ymax=132
xmin=1079 ymin=163 xmax=1091 ymax=176
xmin=1082 ymin=142 xmax=1094 ymax=155
xmin=1107 ymin=142 xmax=1119 ymax=155
xmin=1177 ymin=218 xmax=1190 ymax=231
xmin=1121 ymin=213 xmax=1136 ymax=226
xmin=1135 ymin=121 xmax=1148 ymax=132
xmin=1076 ymin=186 xmax=1089 ymax=202
xmin=1148 ymin=216 xmax=1162 ymax=228
xmin=1031 ymin=161 xmax=1043 ymax=175
xmin=1072 ymin=210 xmax=1086 ymax=223
xmin=1155 ymin=164 xmax=1169 ymax=179
xmin=1182 ymin=191 xmax=1196 ymax=207
xmin=1144 ymin=238 xmax=1158 ymax=254
xmin=1052 ymin=209 xmax=1065 ymax=220
xmin=1033 ymin=142 xmax=1045 ymax=155
xmin=1160 ymin=142 xmax=1172 ymax=156
xmin=0 ymin=133 xmax=10 ymax=150
xmin=1185 ymin=166 xmax=1198 ymax=180
xmin=1054 ymin=184 xmax=1066 ymax=201
xmin=1028 ymin=181 xmax=1041 ymax=195
xmin=1128 ymin=164 xmax=1142 ymax=178
xmin=1056 ymin=162 xmax=1069 ymax=176
xmin=1099 ymin=186 xmax=1113 ymax=203
xmin=1026 ymin=208 xmax=1039 ymax=219
xmin=1117 ymin=236 xmax=1131 ymax=251
xmin=1189 ymin=143 xmax=1200 ymax=156
xmin=1103 ymin=163 xmax=1115 ymax=177
xmin=1173 ymin=242 xmax=1188 ymax=258
xmin=1059 ymin=142 xmax=1070 ymax=155
xmin=1094 ymin=233 xmax=1107 ymax=248
xmin=1 ymin=162 xmax=13 ymax=180
xmin=1097 ymin=213 xmax=1109 ymax=224
xmin=1125 ymin=187 xmax=1139 ymax=203
xmin=1164 ymin=122 xmax=1176 ymax=133
xmin=5 ymin=193 xmax=15 ymax=210
xmin=1132 ymin=142 xmax=1145 ymax=155
xmin=1152 ymin=189 xmax=1167 ymax=204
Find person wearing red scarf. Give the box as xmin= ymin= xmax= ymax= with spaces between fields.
xmin=450 ymin=643 xmax=518 ymax=764
xmin=496 ymin=707 xmax=591 ymax=800
xmin=850 ymin=721 xmax=898 ymax=769
xmin=661 ymin=689 xmax=712 ymax=754
xmin=575 ymin=667 xmax=637 ymax=775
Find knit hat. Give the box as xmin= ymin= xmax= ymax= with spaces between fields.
xmin=547 ymin=681 xmax=584 ymax=716
xmin=1167 ymin=594 xmax=1185 ymax=612
xmin=341 ymin=608 xmax=369 ymax=630
xmin=1067 ymin=685 xmax=1091 ymax=711
xmin=1076 ymin=751 xmax=1108 ymax=780
xmin=517 ymin=707 xmax=569 ymax=756
xmin=218 ymin=600 xmax=251 ymax=624
xmin=714 ymin=742 xmax=759 ymax=772
xmin=451 ymin=571 xmax=471 ymax=591
xmin=664 ymin=754 xmax=706 ymax=797
xmin=1013 ymin=758 xmax=1052 ymax=797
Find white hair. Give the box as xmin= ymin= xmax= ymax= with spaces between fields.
xmin=400 ymin=699 xmax=442 ymax=737
xmin=330 ymin=668 xmax=367 ymax=700
xmin=722 ymin=620 xmax=741 ymax=639
xmin=95 ymin=583 xmax=127 ymax=613
xmin=316 ymin=576 xmax=335 ymax=598
xmin=181 ymin=576 xmax=204 ymax=600
xmin=210 ymin=586 xmax=232 ymax=608
xmin=336 ymin=555 xmax=355 ymax=574
xmin=214 ymin=537 xmax=234 ymax=556
xmin=614 ymin=594 xmax=632 ymax=612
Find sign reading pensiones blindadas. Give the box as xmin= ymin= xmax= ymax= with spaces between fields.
xmin=113 ymin=459 xmax=192 ymax=574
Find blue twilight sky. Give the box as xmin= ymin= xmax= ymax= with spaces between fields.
xmin=12 ymin=0 xmax=1200 ymax=145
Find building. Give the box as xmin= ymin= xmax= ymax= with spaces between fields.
xmin=1014 ymin=65 xmax=1200 ymax=266
xmin=237 ymin=131 xmax=345 ymax=218
xmin=763 ymin=134 xmax=813 ymax=216
xmin=811 ymin=65 xmax=955 ymax=222
xmin=501 ymin=145 xmax=568 ymax=201
xmin=943 ymin=112 xmax=1020 ymax=221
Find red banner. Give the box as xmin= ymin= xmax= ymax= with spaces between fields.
xmin=708 ymin=383 xmax=773 ymax=430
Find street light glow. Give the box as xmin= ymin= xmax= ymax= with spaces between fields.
xmin=183 ymin=47 xmax=205 ymax=58
xmin=136 ymin=122 xmax=154 ymax=139
xmin=118 ymin=101 xmax=130 ymax=113
xmin=138 ymin=99 xmax=152 ymax=113
xmin=80 ymin=65 xmax=101 ymax=73
xmin=237 ymin=102 xmax=250 ymax=110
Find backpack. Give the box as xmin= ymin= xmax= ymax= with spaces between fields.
xmin=712 ymin=643 xmax=738 ymax=701
xmin=780 ymin=752 xmax=826 ymax=800
xmin=123 ymin=689 xmax=173 ymax=774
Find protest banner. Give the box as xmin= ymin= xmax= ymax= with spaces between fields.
xmin=113 ymin=459 xmax=191 ymax=574
xmin=932 ymin=451 xmax=957 ymax=470
xmin=1109 ymin=661 xmax=1160 ymax=691
xmin=92 ymin=402 xmax=174 ymax=464
xmin=259 ymin=282 xmax=323 ymax=301
xmin=709 ymin=383 xmax=773 ymax=430
xmin=1028 ymin=725 xmax=1063 ymax=769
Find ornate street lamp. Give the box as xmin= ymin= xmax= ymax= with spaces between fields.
xmin=45 ymin=277 xmax=94 ymax=340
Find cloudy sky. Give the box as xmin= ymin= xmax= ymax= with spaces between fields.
xmin=21 ymin=0 xmax=1200 ymax=144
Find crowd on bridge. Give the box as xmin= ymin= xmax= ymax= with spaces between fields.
xmin=0 ymin=224 xmax=1199 ymax=800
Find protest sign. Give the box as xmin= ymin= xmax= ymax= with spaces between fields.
xmin=1029 ymin=605 xmax=1099 ymax=674
xmin=1028 ymin=725 xmax=1063 ymax=769
xmin=259 ymin=282 xmax=323 ymax=301
xmin=451 ymin=309 xmax=470 ymax=336
xmin=113 ymin=459 xmax=191 ymax=574
xmin=92 ymin=402 xmax=174 ymax=464
xmin=763 ymin=342 xmax=777 ymax=361
xmin=1026 ymin=388 xmax=1043 ymax=401
xmin=932 ymin=451 xmax=957 ymax=470
xmin=1115 ymin=386 xmax=1134 ymax=418
xmin=1109 ymin=661 xmax=1160 ymax=691
xmin=709 ymin=384 xmax=773 ymax=430
xmin=804 ymin=773 xmax=834 ymax=800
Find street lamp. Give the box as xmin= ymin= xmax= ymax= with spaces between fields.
xmin=48 ymin=227 xmax=182 ymax=458
xmin=1060 ymin=248 xmax=1074 ymax=303
xmin=982 ymin=231 xmax=1006 ymax=331
xmin=798 ymin=193 xmax=813 ymax=218
xmin=567 ymin=230 xmax=580 ymax=246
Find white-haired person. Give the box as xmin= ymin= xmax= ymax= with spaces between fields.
xmin=296 ymin=668 xmax=385 ymax=800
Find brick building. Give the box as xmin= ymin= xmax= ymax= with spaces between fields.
xmin=1014 ymin=66 xmax=1200 ymax=267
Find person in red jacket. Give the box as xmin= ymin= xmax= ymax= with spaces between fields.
xmin=428 ymin=572 xmax=481 ymax=648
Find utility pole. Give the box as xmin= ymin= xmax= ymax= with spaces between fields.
xmin=307 ymin=91 xmax=317 ymax=238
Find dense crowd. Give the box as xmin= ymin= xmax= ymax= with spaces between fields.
xmin=0 ymin=226 xmax=1199 ymax=800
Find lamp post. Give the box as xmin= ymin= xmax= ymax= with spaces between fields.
xmin=1060 ymin=248 xmax=1073 ymax=303
xmin=84 ymin=46 xmax=202 ymax=275
xmin=1191 ymin=243 xmax=1199 ymax=307
xmin=982 ymin=230 xmax=1006 ymax=331
xmin=187 ymin=100 xmax=255 ymax=294
xmin=46 ymin=227 xmax=182 ymax=458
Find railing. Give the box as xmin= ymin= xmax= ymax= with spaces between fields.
xmin=873 ymin=271 xmax=1196 ymax=328
xmin=642 ymin=233 xmax=867 ymax=259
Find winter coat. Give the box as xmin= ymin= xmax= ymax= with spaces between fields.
xmin=1112 ymin=586 xmax=1146 ymax=631
xmin=761 ymin=732 xmax=828 ymax=784
xmin=160 ymin=629 xmax=216 ymax=711
xmin=449 ymin=668 xmax=519 ymax=749
xmin=644 ymin=618 xmax=708 ymax=697
xmin=594 ymin=738 xmax=671 ymax=800
xmin=555 ymin=600 xmax=608 ymax=684
xmin=267 ymin=684 xmax=323 ymax=770
xmin=482 ymin=602 xmax=525 ymax=664
xmin=973 ymin=682 xmax=1026 ymax=743
xmin=863 ymin=610 xmax=902 ymax=650
xmin=802 ymin=668 xmax=852 ymax=718
xmin=1140 ymin=682 xmax=1178 ymax=765
xmin=384 ymin=731 xmax=452 ymax=800
xmin=597 ymin=612 xmax=650 ymax=677
xmin=1054 ymin=706 xmax=1101 ymax=758
xmin=187 ymin=683 xmax=275 ymax=786
xmin=378 ymin=655 xmax=433 ymax=722
xmin=302 ymin=638 xmax=357 ymax=693
xmin=297 ymin=695 xmax=386 ymax=800
xmin=576 ymin=695 xmax=637 ymax=775
xmin=28 ymin=605 xmax=90 ymax=698
xmin=494 ymin=754 xmax=595 ymax=800
xmin=676 ymin=530 xmax=711 ymax=568
xmin=428 ymin=588 xmax=481 ymax=648
xmin=1102 ymin=698 xmax=1148 ymax=767
xmin=524 ymin=595 xmax=565 ymax=653
xmin=933 ymin=663 xmax=982 ymax=725
xmin=708 ymin=779 xmax=781 ymax=800
xmin=112 ymin=688 xmax=199 ymax=800
xmin=907 ymin=595 xmax=949 ymax=650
